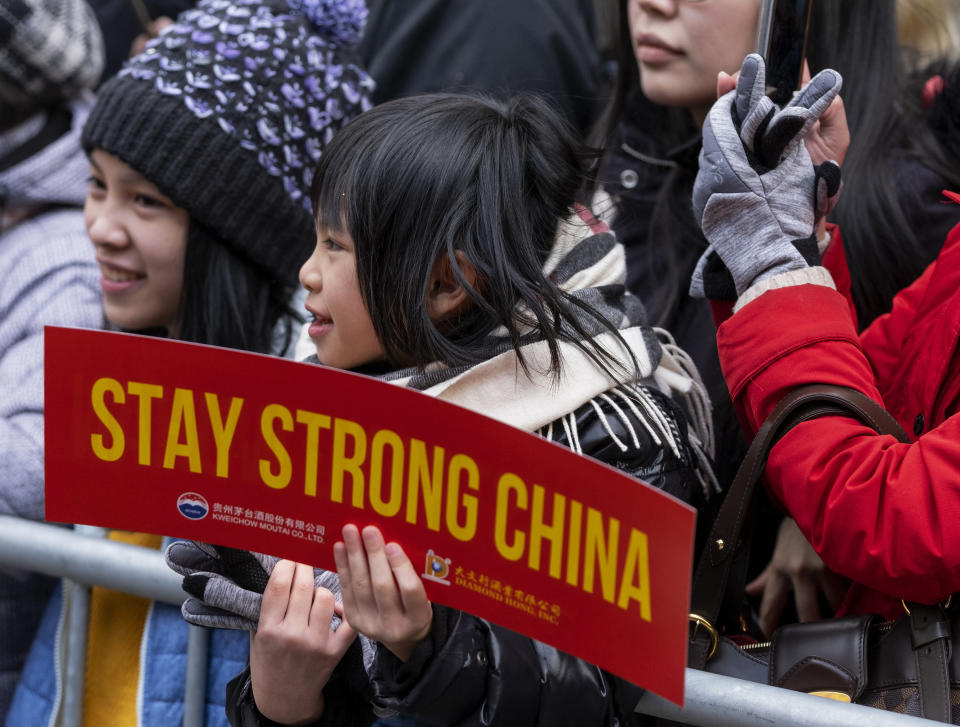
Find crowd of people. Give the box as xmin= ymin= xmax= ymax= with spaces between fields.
xmin=2 ymin=0 xmax=960 ymax=725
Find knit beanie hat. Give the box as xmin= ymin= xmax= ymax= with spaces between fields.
xmin=82 ymin=0 xmax=374 ymax=287
xmin=0 ymin=0 xmax=105 ymax=127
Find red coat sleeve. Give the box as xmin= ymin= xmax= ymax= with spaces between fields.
xmin=859 ymin=257 xmax=937 ymax=395
xmin=717 ymin=284 xmax=960 ymax=604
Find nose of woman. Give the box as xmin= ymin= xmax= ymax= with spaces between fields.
xmin=85 ymin=199 xmax=130 ymax=250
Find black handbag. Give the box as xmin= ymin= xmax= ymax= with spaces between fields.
xmin=686 ymin=384 xmax=959 ymax=723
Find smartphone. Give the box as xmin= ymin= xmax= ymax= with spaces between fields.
xmin=755 ymin=0 xmax=814 ymax=106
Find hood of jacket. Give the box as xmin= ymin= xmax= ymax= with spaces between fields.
xmin=0 ymin=93 xmax=94 ymax=211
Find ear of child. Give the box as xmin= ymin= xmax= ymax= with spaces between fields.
xmin=334 ymin=525 xmax=434 ymax=662
xmin=426 ymin=250 xmax=478 ymax=323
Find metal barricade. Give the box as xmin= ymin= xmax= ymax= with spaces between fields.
xmin=0 ymin=516 xmax=208 ymax=727
xmin=635 ymin=668 xmax=939 ymax=726
xmin=0 ymin=514 xmax=948 ymax=727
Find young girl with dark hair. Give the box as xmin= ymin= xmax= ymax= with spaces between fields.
xmin=4 ymin=1 xmax=373 ymax=725
xmin=217 ymin=92 xmax=716 ymax=727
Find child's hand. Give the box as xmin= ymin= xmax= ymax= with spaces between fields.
xmin=250 ymin=560 xmax=357 ymax=725
xmin=334 ymin=524 xmax=433 ymax=662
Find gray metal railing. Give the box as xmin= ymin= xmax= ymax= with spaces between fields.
xmin=636 ymin=668 xmax=938 ymax=726
xmin=0 ymin=516 xmax=207 ymax=727
xmin=0 ymin=515 xmax=945 ymax=727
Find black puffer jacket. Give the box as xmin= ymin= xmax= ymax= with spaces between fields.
xmin=226 ymin=384 xmax=709 ymax=727
xmin=367 ymin=385 xmax=706 ymax=727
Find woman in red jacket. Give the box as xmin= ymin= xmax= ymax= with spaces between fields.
xmin=693 ymin=53 xmax=960 ymax=622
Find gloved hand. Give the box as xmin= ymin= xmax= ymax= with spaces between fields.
xmin=166 ymin=541 xmax=279 ymax=629
xmin=689 ymin=54 xmax=843 ymax=300
xmin=165 ymin=541 xmax=342 ymax=631
xmin=166 ymin=541 xmax=380 ymax=673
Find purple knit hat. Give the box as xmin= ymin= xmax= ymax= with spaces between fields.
xmin=82 ymin=0 xmax=374 ymax=286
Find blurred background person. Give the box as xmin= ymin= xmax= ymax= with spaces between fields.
xmin=898 ymin=0 xmax=960 ymax=69
xmin=590 ymin=0 xmax=960 ymax=635
xmin=0 ymin=0 xmax=104 ymax=719
xmin=357 ymin=0 xmax=603 ymax=135
xmin=86 ymin=0 xmax=191 ymax=78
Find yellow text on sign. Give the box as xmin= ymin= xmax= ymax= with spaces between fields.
xmin=494 ymin=473 xmax=652 ymax=620
xmin=90 ymin=377 xmax=244 ymax=477
xmin=259 ymin=405 xmax=479 ymax=542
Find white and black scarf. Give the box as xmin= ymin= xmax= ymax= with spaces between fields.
xmin=296 ymin=207 xmax=716 ymax=491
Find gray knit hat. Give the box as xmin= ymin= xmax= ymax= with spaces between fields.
xmin=82 ymin=0 xmax=374 ymax=286
xmin=0 ymin=0 xmax=105 ymax=127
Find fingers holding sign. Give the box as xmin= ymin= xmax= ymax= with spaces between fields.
xmin=335 ymin=524 xmax=433 ymax=662
xmin=250 ymin=560 xmax=357 ymax=724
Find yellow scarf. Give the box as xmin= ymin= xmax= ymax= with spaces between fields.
xmin=83 ymin=531 xmax=163 ymax=726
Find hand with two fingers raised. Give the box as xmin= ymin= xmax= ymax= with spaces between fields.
xmin=249 ymin=559 xmax=357 ymax=726
xmin=334 ymin=524 xmax=433 ymax=663
xmin=716 ymin=60 xmax=849 ymax=169
xmin=690 ymin=53 xmax=843 ymax=301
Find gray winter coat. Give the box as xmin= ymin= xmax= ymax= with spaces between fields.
xmin=0 ymin=96 xmax=101 ymax=719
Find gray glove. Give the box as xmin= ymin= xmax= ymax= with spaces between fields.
xmin=165 ymin=541 xmax=379 ymax=672
xmin=165 ymin=541 xmax=282 ymax=630
xmin=689 ymin=53 xmax=843 ymax=299
xmin=164 ymin=541 xmax=353 ymax=630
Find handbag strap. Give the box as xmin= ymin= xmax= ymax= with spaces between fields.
xmin=910 ymin=602 xmax=953 ymax=722
xmin=688 ymin=384 xmax=910 ymax=669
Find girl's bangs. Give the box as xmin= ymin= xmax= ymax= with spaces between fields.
xmin=314 ymin=170 xmax=354 ymax=235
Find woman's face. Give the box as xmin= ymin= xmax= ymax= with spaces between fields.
xmin=629 ymin=0 xmax=761 ymax=117
xmin=85 ymin=149 xmax=189 ymax=335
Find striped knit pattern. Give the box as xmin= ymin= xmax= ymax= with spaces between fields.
xmin=0 ymin=0 xmax=104 ymax=125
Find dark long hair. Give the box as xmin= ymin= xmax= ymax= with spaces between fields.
xmin=309 ymin=92 xmax=634 ymax=380
xmin=806 ymin=1 xmax=960 ymax=325
xmin=592 ymin=0 xmax=960 ymax=327
xmin=587 ymin=0 xmax=701 ymax=328
xmin=176 ymin=223 xmax=300 ymax=354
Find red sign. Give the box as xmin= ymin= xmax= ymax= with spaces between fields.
xmin=44 ymin=327 xmax=695 ymax=703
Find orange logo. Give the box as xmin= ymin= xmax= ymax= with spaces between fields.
xmin=422 ymin=549 xmax=451 ymax=585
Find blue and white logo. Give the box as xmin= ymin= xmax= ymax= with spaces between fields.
xmin=177 ymin=492 xmax=209 ymax=520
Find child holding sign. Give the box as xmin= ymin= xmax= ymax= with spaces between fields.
xmin=220 ymin=93 xmax=717 ymax=726
xmin=4 ymin=1 xmax=373 ymax=726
